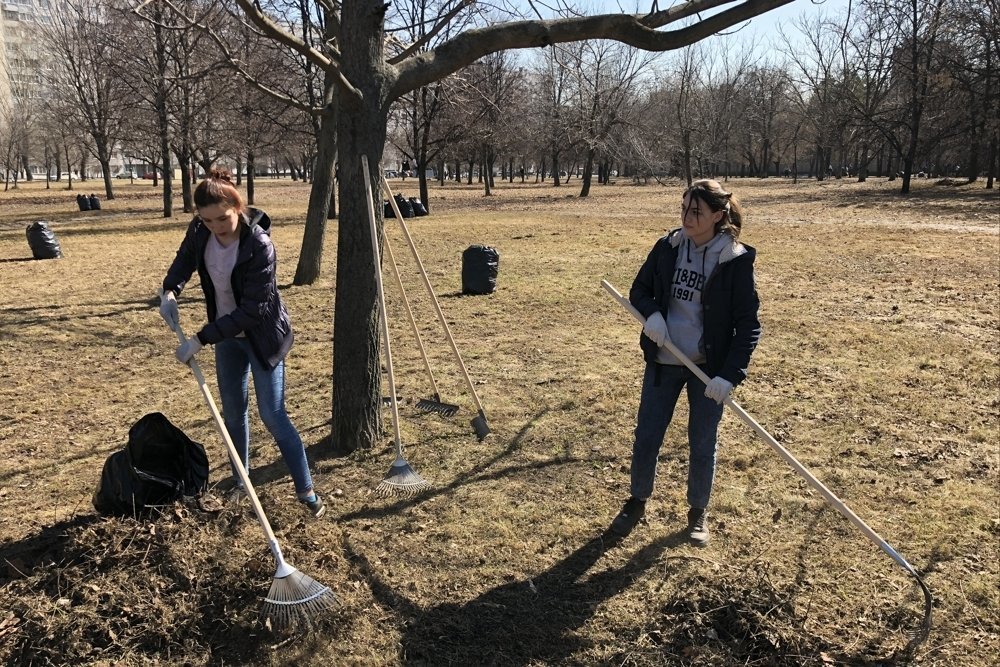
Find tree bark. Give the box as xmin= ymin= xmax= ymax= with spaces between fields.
xmin=580 ymin=148 xmax=595 ymax=197
xmin=294 ymin=103 xmax=339 ymax=285
xmin=330 ymin=0 xmax=391 ymax=454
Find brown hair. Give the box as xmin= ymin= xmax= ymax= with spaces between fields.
xmin=684 ymin=178 xmax=743 ymax=241
xmin=194 ymin=169 xmax=244 ymax=212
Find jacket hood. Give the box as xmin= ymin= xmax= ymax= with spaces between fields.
xmin=242 ymin=207 xmax=271 ymax=234
xmin=666 ymin=228 xmax=747 ymax=264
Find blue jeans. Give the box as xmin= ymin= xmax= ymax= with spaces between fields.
xmin=630 ymin=362 xmax=725 ymax=509
xmin=215 ymin=337 xmax=314 ymax=495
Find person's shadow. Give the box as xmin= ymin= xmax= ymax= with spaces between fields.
xmin=348 ymin=528 xmax=689 ymax=665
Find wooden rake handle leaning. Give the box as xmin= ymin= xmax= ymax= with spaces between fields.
xmin=361 ymin=157 xmax=429 ymax=494
xmin=601 ymin=279 xmax=931 ymax=646
xmin=381 ymin=179 xmax=491 ymax=441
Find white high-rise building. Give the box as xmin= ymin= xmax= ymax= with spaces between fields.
xmin=2 ymin=0 xmax=54 ymax=100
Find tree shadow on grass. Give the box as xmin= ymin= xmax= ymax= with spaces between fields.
xmin=332 ymin=407 xmax=619 ymax=523
xmin=347 ymin=529 xmax=686 ymax=666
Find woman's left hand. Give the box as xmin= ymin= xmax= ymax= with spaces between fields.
xmin=704 ymin=377 xmax=734 ymax=404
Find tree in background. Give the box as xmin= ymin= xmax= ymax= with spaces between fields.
xmin=41 ymin=0 xmax=128 ymax=199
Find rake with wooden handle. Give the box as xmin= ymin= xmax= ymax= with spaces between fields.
xmin=159 ymin=296 xmax=335 ymax=630
xmin=362 ymin=156 xmax=430 ymax=495
xmin=601 ymin=279 xmax=931 ymax=650
xmin=381 ymin=228 xmax=459 ymax=417
xmin=382 ymin=179 xmax=491 ymax=441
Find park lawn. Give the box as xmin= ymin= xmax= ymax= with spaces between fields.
xmin=0 ymin=175 xmax=997 ymax=665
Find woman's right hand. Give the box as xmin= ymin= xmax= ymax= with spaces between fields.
xmin=643 ymin=311 xmax=670 ymax=347
xmin=159 ymin=290 xmax=179 ymax=330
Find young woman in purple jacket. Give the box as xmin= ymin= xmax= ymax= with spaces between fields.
xmin=158 ymin=170 xmax=325 ymax=517
xmin=612 ymin=179 xmax=761 ymax=544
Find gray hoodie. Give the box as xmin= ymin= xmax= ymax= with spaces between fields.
xmin=657 ymin=232 xmax=729 ymax=365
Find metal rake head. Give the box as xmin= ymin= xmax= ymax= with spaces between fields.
xmin=261 ymin=569 xmax=337 ymax=631
xmin=376 ymin=458 xmax=430 ymax=496
xmin=415 ymin=397 xmax=459 ymax=417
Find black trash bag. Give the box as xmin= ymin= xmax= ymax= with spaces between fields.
xmin=394 ymin=193 xmax=414 ymax=218
xmin=88 ymin=194 xmax=101 ymax=210
xmin=409 ymin=197 xmax=428 ymax=216
xmin=462 ymin=244 xmax=500 ymax=295
xmin=77 ymin=193 xmax=91 ymax=211
xmin=93 ymin=412 xmax=210 ymax=516
xmin=25 ymin=221 xmax=63 ymax=260
xmin=383 ymin=200 xmax=394 ymax=219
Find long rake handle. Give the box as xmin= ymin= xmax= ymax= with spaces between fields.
xmin=602 ymin=280 xmax=924 ymax=578
xmin=382 ymin=230 xmax=443 ymax=401
xmin=161 ymin=308 xmax=289 ymax=568
xmin=381 ymin=179 xmax=487 ymax=416
xmin=362 ymin=157 xmax=405 ymax=457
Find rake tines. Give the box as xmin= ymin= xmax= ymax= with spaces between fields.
xmin=261 ymin=567 xmax=338 ymax=631
xmin=416 ymin=395 xmax=460 ymax=417
xmin=376 ymin=456 xmax=431 ymax=496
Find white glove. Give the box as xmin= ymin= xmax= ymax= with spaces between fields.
xmin=159 ymin=290 xmax=179 ymax=330
xmin=704 ymin=376 xmax=734 ymax=404
xmin=175 ymin=336 xmax=203 ymax=364
xmin=642 ymin=311 xmax=670 ymax=347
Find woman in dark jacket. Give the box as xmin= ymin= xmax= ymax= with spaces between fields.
xmin=159 ymin=170 xmax=325 ymax=517
xmin=611 ymin=179 xmax=761 ymax=544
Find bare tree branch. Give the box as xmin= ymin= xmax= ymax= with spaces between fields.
xmin=138 ymin=0 xmax=322 ymax=114
xmin=232 ymin=0 xmax=363 ymax=100
xmin=388 ymin=0 xmax=476 ymax=65
xmin=392 ymin=0 xmax=796 ymax=99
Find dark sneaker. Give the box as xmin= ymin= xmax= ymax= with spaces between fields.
xmin=610 ymin=498 xmax=646 ymax=537
xmin=687 ymin=507 xmax=710 ymax=547
xmin=301 ymin=493 xmax=326 ymax=518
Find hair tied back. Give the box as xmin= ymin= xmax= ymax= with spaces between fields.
xmin=208 ymin=168 xmax=234 ymax=183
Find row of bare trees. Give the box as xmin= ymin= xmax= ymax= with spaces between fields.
xmin=2 ymin=0 xmax=996 ymax=451
xmin=386 ymin=0 xmax=998 ymax=202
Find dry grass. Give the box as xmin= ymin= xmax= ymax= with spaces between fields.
xmin=0 ymin=175 xmax=997 ymax=666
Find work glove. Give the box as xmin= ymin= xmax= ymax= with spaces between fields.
xmin=159 ymin=290 xmax=179 ymax=330
xmin=704 ymin=376 xmax=734 ymax=404
xmin=175 ymin=336 xmax=203 ymax=364
xmin=642 ymin=311 xmax=670 ymax=348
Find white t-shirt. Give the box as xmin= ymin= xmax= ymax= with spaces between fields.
xmin=204 ymin=234 xmax=240 ymax=325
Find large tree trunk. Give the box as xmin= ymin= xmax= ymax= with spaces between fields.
xmin=330 ymin=0 xmax=390 ymax=454
xmin=294 ymin=104 xmax=338 ymax=285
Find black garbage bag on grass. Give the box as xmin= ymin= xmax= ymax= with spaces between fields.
xmin=462 ymin=244 xmax=500 ymax=295
xmin=93 ymin=412 xmax=210 ymax=517
xmin=393 ymin=193 xmax=414 ymax=218
xmin=25 ymin=221 xmax=63 ymax=259
xmin=410 ymin=197 xmax=428 ymax=216
xmin=76 ymin=194 xmax=90 ymax=211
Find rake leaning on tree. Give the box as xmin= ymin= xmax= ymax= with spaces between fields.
xmin=611 ymin=179 xmax=761 ymax=545
xmin=158 ymin=170 xmax=326 ymax=518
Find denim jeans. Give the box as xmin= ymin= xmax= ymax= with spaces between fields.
xmin=214 ymin=337 xmax=313 ymax=494
xmin=630 ymin=362 xmax=725 ymax=509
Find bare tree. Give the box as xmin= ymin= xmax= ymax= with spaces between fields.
xmin=41 ymin=0 xmax=129 ymax=199
xmin=572 ymin=40 xmax=656 ymax=195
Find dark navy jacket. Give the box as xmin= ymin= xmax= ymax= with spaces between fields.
xmin=162 ymin=208 xmax=293 ymax=371
xmin=629 ymin=229 xmax=761 ymax=386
